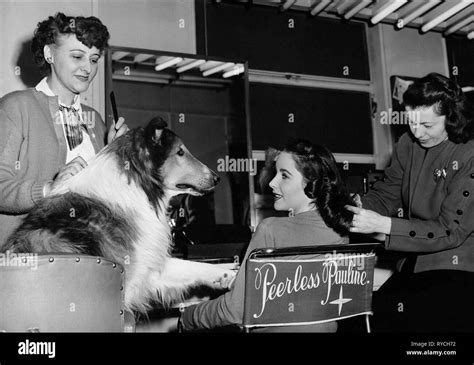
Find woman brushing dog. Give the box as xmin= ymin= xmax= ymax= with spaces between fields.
xmin=0 ymin=12 xmax=128 ymax=247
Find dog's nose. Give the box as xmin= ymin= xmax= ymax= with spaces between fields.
xmin=213 ymin=174 xmax=220 ymax=185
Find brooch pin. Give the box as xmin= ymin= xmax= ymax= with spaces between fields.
xmin=433 ymin=168 xmax=447 ymax=181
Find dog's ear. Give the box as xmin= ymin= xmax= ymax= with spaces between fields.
xmin=145 ymin=116 xmax=168 ymax=145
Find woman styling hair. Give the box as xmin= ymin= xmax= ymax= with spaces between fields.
xmin=347 ymin=72 xmax=474 ymax=332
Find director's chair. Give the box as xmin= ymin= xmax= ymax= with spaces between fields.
xmin=242 ymin=243 xmax=381 ymax=333
xmin=0 ymin=253 xmax=135 ymax=332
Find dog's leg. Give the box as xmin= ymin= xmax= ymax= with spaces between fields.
xmin=147 ymin=258 xmax=237 ymax=306
xmin=156 ymin=258 xmax=237 ymax=289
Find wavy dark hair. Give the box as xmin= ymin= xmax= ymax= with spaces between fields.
xmin=403 ymin=72 xmax=473 ymax=143
xmin=31 ymin=12 xmax=110 ymax=75
xmin=284 ymin=139 xmax=355 ymax=236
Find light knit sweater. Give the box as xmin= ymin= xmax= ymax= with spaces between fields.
xmin=0 ymin=89 xmax=106 ymax=247
xmin=181 ymin=210 xmax=349 ymax=332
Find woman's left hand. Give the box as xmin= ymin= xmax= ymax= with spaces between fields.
xmin=345 ymin=205 xmax=392 ymax=235
xmin=107 ymin=117 xmax=130 ymax=144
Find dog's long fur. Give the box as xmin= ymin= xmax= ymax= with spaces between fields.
xmin=4 ymin=117 xmax=235 ymax=313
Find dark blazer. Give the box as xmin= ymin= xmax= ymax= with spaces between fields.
xmin=362 ymin=132 xmax=474 ymax=273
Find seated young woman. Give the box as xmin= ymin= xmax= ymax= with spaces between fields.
xmin=179 ymin=139 xmax=356 ymax=332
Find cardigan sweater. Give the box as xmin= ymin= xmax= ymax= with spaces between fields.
xmin=0 ymin=89 xmax=106 ymax=247
xmin=362 ymin=132 xmax=474 ymax=273
xmin=181 ymin=210 xmax=349 ymax=332
xmin=35 ymin=77 xmax=96 ymax=164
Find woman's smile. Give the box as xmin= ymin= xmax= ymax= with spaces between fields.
xmin=74 ymin=75 xmax=89 ymax=82
xmin=269 ymin=152 xmax=314 ymax=215
xmin=47 ymin=34 xmax=100 ymax=104
xmin=272 ymin=192 xmax=282 ymax=201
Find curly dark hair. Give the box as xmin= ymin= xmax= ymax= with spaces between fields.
xmin=403 ymin=72 xmax=473 ymax=143
xmin=284 ymin=139 xmax=355 ymax=236
xmin=31 ymin=12 xmax=110 ymax=75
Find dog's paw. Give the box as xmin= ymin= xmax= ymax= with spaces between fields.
xmin=212 ymin=267 xmax=237 ymax=290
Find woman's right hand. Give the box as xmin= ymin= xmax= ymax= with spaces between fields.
xmin=43 ymin=156 xmax=87 ymax=197
xmin=264 ymin=147 xmax=279 ymax=167
xmin=351 ymin=193 xmax=363 ymax=208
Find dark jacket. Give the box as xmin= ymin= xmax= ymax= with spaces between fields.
xmin=362 ymin=132 xmax=474 ymax=273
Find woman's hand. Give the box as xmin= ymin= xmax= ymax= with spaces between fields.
xmin=215 ymin=263 xmax=239 ymax=290
xmin=345 ymin=205 xmax=392 ymax=235
xmin=219 ymin=271 xmax=237 ymax=290
xmin=107 ymin=117 xmax=130 ymax=144
xmin=44 ymin=156 xmax=87 ymax=197
xmin=264 ymin=147 xmax=280 ymax=167
xmin=350 ymin=193 xmax=363 ymax=208
xmin=370 ymin=233 xmax=387 ymax=241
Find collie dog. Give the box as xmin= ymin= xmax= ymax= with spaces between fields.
xmin=4 ymin=117 xmax=236 ymax=312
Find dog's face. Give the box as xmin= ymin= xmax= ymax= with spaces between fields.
xmin=144 ymin=118 xmax=219 ymax=198
xmin=161 ymin=137 xmax=219 ymax=197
